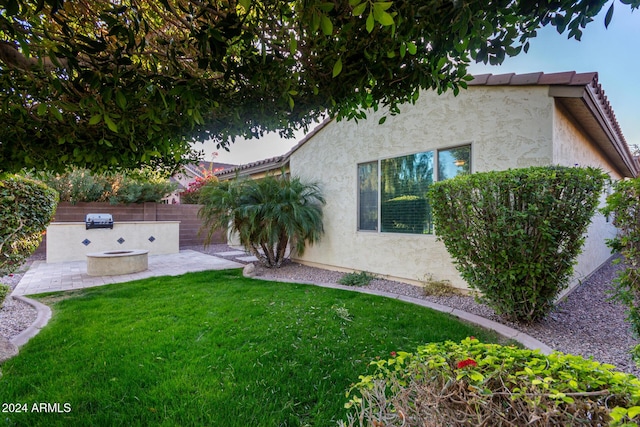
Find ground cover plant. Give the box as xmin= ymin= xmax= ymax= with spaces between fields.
xmin=338 ymin=271 xmax=377 ymax=287
xmin=341 ymin=338 xmax=640 ymax=426
xmin=429 ymin=166 xmax=607 ymax=323
xmin=0 ymin=270 xmax=503 ymax=426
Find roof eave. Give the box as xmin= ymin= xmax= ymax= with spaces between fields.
xmin=549 ymin=84 xmax=638 ymax=178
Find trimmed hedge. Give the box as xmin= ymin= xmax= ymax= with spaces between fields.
xmin=341 ymin=338 xmax=640 ymax=427
xmin=0 ymin=175 xmax=58 ymax=276
xmin=428 ymin=166 xmax=607 ymax=323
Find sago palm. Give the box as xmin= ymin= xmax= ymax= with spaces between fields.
xmin=199 ymin=175 xmax=325 ymax=267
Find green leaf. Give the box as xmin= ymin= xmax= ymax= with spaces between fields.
xmin=352 ymin=2 xmax=367 ymax=16
xmin=604 ymin=3 xmax=614 ymax=28
xmin=321 ymin=15 xmax=334 ymax=36
xmin=311 ymin=12 xmax=321 ymax=33
xmin=610 ymin=407 xmax=628 ymax=422
xmin=289 ymin=36 xmax=297 ymax=55
xmin=349 ymin=0 xmax=361 ymax=6
xmin=238 ymin=0 xmax=251 ymax=10
xmin=375 ymin=2 xmax=393 ymax=11
xmin=88 ymin=115 xmax=102 ymax=125
xmin=407 ymin=42 xmax=417 ymax=55
xmin=115 ymin=91 xmax=127 ymax=110
xmin=366 ymin=12 xmax=375 ymax=32
xmin=378 ymin=116 xmax=387 ymax=125
xmin=628 ymin=406 xmax=640 ymax=419
xmin=51 ymin=108 xmax=63 ymax=121
xmin=332 ymin=58 xmax=343 ymax=77
xmin=104 ymin=114 xmax=118 ymax=133
xmin=36 ymin=103 xmax=48 ymax=116
xmin=377 ymin=11 xmax=394 ymax=26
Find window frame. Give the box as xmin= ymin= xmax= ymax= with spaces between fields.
xmin=357 ymin=143 xmax=472 ymax=234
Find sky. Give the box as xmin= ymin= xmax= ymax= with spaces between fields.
xmin=195 ymin=4 xmax=640 ymax=166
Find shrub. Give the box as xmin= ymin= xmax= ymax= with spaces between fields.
xmin=428 ymin=166 xmax=607 ymax=323
xmin=199 ymin=175 xmax=325 ymax=268
xmin=0 ymin=283 xmax=9 ymax=305
xmin=0 ymin=174 xmax=58 ymax=276
xmin=41 ymin=168 xmax=110 ymax=204
xmin=181 ymin=175 xmax=218 ymax=204
xmin=341 ymin=338 xmax=640 ymax=427
xmin=35 ymin=167 xmax=176 ymax=204
xmin=338 ymin=271 xmax=376 ymax=287
xmin=603 ymin=178 xmax=640 ymax=356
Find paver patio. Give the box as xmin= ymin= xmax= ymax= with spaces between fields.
xmin=12 ymin=250 xmax=244 ymax=296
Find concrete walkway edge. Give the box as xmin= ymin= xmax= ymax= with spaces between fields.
xmin=250 ymin=275 xmax=554 ymax=355
xmin=10 ymin=295 xmax=52 ymax=348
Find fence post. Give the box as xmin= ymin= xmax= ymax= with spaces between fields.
xmin=143 ymin=202 xmax=157 ymax=221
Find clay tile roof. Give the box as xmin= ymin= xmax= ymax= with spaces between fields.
xmin=469 ymin=73 xmax=491 ymax=85
xmin=214 ymin=155 xmax=287 ymax=178
xmin=537 ymin=71 xmax=576 ymax=85
xmin=509 ymin=72 xmax=543 ymax=85
xmin=485 ymin=73 xmax=515 ymax=85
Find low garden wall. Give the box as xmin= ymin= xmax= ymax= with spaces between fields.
xmin=35 ymin=202 xmax=224 ymax=255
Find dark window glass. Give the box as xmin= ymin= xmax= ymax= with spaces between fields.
xmin=358 ymin=162 xmax=378 ymax=231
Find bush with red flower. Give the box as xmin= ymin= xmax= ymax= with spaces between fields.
xmin=341 ymin=338 xmax=640 ymax=426
xmin=180 ymin=175 xmax=218 ymax=204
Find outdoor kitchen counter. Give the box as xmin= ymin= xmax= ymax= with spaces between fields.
xmin=45 ymin=221 xmax=179 ymax=263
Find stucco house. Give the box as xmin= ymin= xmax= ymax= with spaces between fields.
xmin=224 ymin=71 xmax=639 ymax=292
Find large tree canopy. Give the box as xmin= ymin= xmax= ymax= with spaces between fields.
xmin=0 ymin=0 xmax=637 ymax=173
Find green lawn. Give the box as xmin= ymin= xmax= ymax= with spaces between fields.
xmin=0 ymin=269 xmax=504 ymax=426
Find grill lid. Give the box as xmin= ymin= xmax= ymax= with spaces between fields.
xmin=85 ymin=213 xmax=114 ymax=229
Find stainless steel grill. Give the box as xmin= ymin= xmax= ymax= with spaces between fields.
xmin=85 ymin=213 xmax=114 ymax=230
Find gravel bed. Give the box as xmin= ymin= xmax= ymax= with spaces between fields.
xmin=0 ymin=253 xmax=44 ymax=340
xmin=3 ymin=246 xmax=639 ymax=378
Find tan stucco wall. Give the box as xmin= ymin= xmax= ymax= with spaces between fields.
xmin=290 ymin=86 xmax=555 ymax=287
xmin=552 ymin=103 xmax=621 ymax=294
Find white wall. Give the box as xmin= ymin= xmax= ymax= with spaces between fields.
xmin=290 ymin=86 xmax=555 ymax=287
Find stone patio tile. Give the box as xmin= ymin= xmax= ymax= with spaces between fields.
xmin=12 ymin=250 xmax=244 ymax=296
xmin=236 ymin=255 xmax=258 ymax=262
xmin=215 ymin=250 xmax=247 ymax=257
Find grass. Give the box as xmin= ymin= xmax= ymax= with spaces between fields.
xmin=0 ymin=269 xmax=506 ymax=426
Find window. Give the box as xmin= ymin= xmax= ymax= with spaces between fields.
xmin=438 ymin=146 xmax=471 ymax=180
xmin=358 ymin=145 xmax=471 ymax=234
xmin=358 ymin=162 xmax=378 ymax=231
xmin=381 ymin=152 xmax=433 ymax=233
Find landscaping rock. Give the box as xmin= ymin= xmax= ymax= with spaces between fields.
xmin=243 ymin=263 xmax=256 ymax=277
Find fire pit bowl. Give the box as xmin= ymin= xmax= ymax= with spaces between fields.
xmin=86 ymin=249 xmax=149 ymax=276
